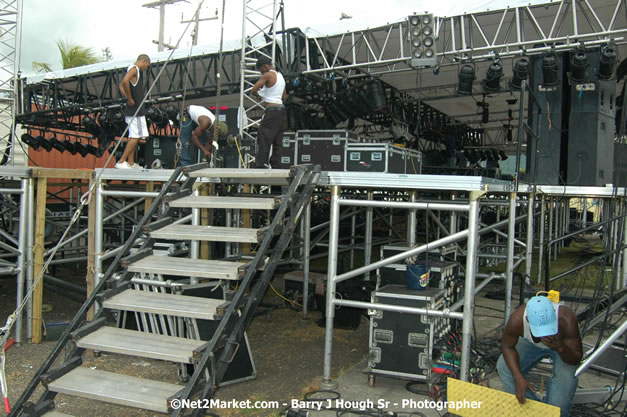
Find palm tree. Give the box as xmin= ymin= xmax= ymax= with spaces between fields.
xmin=32 ymin=40 xmax=102 ymax=73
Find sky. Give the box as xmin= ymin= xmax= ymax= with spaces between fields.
xmin=18 ymin=0 xmax=533 ymax=75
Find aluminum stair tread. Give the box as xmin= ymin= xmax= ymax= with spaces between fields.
xmin=103 ymin=289 xmax=223 ymax=320
xmin=75 ymin=326 xmax=205 ymax=363
xmin=191 ymin=168 xmax=291 ymax=179
xmin=47 ymin=367 xmax=181 ymax=413
xmin=127 ymin=255 xmax=246 ymax=280
xmin=150 ymin=224 xmax=261 ymax=243
xmin=169 ymin=195 xmax=280 ymax=210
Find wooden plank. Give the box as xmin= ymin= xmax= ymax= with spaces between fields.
xmin=144 ymin=181 xmax=154 ymax=213
xmin=31 ymin=168 xmax=93 ymax=180
xmin=32 ymin=177 xmax=47 ymax=344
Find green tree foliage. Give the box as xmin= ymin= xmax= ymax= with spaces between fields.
xmin=31 ymin=40 xmax=102 ymax=73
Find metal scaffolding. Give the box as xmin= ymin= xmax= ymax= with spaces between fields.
xmin=0 ymin=0 xmax=23 ymax=166
xmin=300 ymin=0 xmax=627 ymax=74
xmin=238 ymin=0 xmax=282 ymax=158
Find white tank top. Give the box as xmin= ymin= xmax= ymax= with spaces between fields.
xmin=258 ymin=70 xmax=285 ymax=105
xmin=523 ymin=302 xmax=561 ymax=349
xmin=188 ymin=105 xmax=215 ymax=125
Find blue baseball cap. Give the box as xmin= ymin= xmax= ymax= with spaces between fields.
xmin=526 ymin=296 xmax=558 ymax=337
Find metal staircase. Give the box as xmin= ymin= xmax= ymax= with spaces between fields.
xmin=10 ymin=164 xmax=320 ymax=417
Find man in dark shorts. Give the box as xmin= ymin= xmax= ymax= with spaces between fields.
xmin=251 ymin=56 xmax=287 ymax=168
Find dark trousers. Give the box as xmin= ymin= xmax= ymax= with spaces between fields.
xmin=255 ymin=107 xmax=287 ymax=168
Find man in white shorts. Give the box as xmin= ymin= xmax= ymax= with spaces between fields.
xmin=116 ymin=54 xmax=151 ymax=169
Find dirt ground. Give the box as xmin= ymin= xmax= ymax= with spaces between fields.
xmin=1 ymin=268 xmax=370 ymax=417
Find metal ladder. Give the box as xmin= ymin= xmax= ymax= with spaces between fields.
xmin=10 ymin=163 xmax=320 ymax=417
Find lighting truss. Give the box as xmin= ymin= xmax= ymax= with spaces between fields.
xmin=299 ymin=0 xmax=627 ymax=75
xmin=238 ymin=0 xmax=283 ymax=158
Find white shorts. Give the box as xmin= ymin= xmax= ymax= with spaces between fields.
xmin=125 ymin=116 xmax=149 ymax=138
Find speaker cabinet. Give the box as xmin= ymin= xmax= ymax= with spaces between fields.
xmin=566 ymin=48 xmax=617 ymax=186
xmin=524 ymin=53 xmax=566 ymax=185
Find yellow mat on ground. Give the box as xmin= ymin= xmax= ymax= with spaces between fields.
xmin=447 ymin=378 xmax=560 ymax=417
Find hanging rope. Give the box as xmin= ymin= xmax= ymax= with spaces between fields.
xmin=209 ymin=0 xmax=228 ymax=167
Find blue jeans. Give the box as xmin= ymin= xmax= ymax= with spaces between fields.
xmin=179 ymin=115 xmax=211 ymax=166
xmin=496 ymin=337 xmax=578 ymax=417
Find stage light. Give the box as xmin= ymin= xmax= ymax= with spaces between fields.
xmin=368 ymin=81 xmax=387 ymax=111
xmin=62 ymin=140 xmax=77 ymax=155
xmin=408 ymin=14 xmax=437 ymax=67
xmin=145 ymin=106 xmax=159 ymax=121
xmin=458 ymin=64 xmax=475 ymax=95
xmin=499 ymin=150 xmax=508 ymax=160
xmin=50 ymin=137 xmax=66 ymax=153
xmin=108 ymin=110 xmax=126 ymax=130
xmin=73 ymin=142 xmax=89 ymax=157
xmin=599 ymin=44 xmax=617 ymax=80
xmin=510 ymin=58 xmax=529 ymax=90
xmin=38 ymin=136 xmax=53 ymax=152
xmin=468 ymin=150 xmax=479 ymax=164
xmin=477 ymin=101 xmax=489 ymax=124
xmin=482 ymin=59 xmax=503 ymax=92
xmin=86 ymin=143 xmax=102 ymax=157
xmin=569 ymin=49 xmax=588 ymax=83
xmin=146 ymin=106 xmax=168 ymax=128
xmin=82 ymin=115 xmax=100 ymax=136
xmin=165 ymin=104 xmax=178 ymax=121
xmin=21 ymin=133 xmax=40 ymax=149
xmin=542 ymin=54 xmax=559 ymax=86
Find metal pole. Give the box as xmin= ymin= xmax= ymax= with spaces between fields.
xmin=364 ymin=190 xmax=373 ymax=280
xmin=525 ymin=193 xmax=535 ymax=284
xmin=238 ymin=0 xmax=247 ymax=143
xmin=271 ymin=0 xmax=278 ymax=64
xmin=225 ymin=209 xmax=232 ymax=258
xmin=576 ymin=319 xmax=627 ymax=377
xmin=303 ymin=198 xmax=311 ymax=319
xmin=537 ymin=194 xmax=546 ymax=285
xmin=623 ymin=199 xmax=627 ymax=288
xmin=496 ymin=204 xmax=501 ymax=244
xmin=554 ymin=198 xmax=560 ymax=259
xmin=158 ymin=2 xmax=165 ymax=52
xmin=505 ymin=192 xmax=516 ymax=321
xmin=94 ymin=180 xmax=104 ymax=287
xmin=26 ymin=178 xmax=34 ymax=340
xmin=450 ymin=193 xmax=457 ymax=260
xmin=548 ymin=196 xmax=554 ymax=264
xmin=408 ymin=191 xmax=417 ymax=246
xmin=460 ymin=190 xmax=482 ymax=382
xmin=350 ymin=209 xmax=356 ymax=269
xmin=15 ymin=179 xmax=28 ymax=343
xmin=322 ymin=186 xmax=340 ymax=389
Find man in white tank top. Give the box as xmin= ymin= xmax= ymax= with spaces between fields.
xmin=251 ymin=56 xmax=287 ymax=168
xmin=178 ymin=105 xmax=228 ymax=166
xmin=496 ymin=295 xmax=582 ymax=416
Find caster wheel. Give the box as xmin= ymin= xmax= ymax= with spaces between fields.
xmin=368 ymin=374 xmax=376 ymax=387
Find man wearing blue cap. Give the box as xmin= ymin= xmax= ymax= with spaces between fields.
xmin=497 ymin=295 xmax=582 ymax=416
